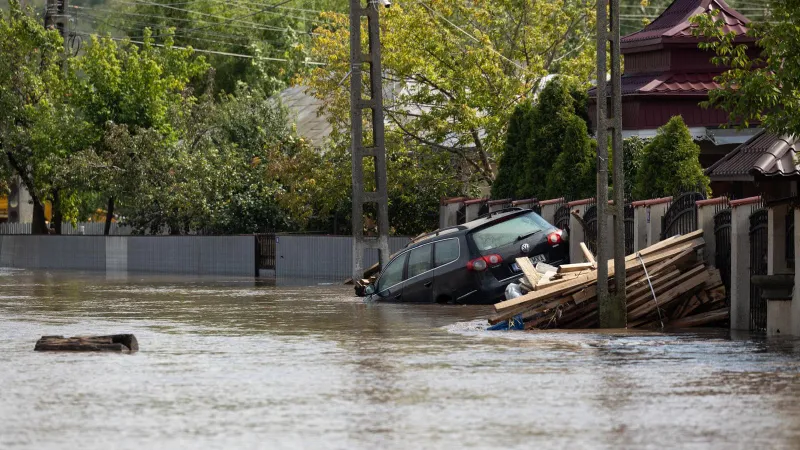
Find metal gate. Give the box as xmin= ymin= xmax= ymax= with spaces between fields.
xmin=531 ymin=200 xmax=542 ymax=215
xmin=583 ymin=204 xmax=598 ymax=255
xmin=624 ymin=203 xmax=634 ymax=256
xmin=749 ymin=208 xmax=768 ymax=332
xmin=256 ymin=234 xmax=277 ymax=270
xmin=714 ymin=208 xmax=732 ymax=305
xmin=661 ymin=192 xmax=704 ymax=240
xmin=787 ymin=209 xmax=795 ymax=269
xmin=456 ymin=203 xmax=467 ymax=225
xmin=554 ymin=203 xmax=571 ymax=234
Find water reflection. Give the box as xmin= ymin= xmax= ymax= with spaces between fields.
xmin=0 ymin=270 xmax=800 ymax=449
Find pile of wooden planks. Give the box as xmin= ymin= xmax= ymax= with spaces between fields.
xmin=488 ymin=230 xmax=729 ymax=330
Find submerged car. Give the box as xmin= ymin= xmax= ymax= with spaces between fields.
xmin=358 ymin=207 xmax=569 ymax=304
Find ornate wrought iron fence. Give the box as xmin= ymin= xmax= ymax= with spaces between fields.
xmin=787 ymin=208 xmax=795 ymax=269
xmin=714 ymin=208 xmax=732 ymax=306
xmin=749 ymin=206 xmax=768 ymax=332
xmin=660 ymin=192 xmax=705 ymax=240
xmin=583 ymin=203 xmax=598 ymax=255
xmin=554 ymin=202 xmax=571 ymax=234
xmin=624 ymin=203 xmax=634 ymax=255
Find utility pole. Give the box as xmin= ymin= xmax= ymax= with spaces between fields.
xmin=349 ymin=0 xmax=391 ymax=282
xmin=44 ymin=0 xmax=69 ymax=39
xmin=596 ymin=0 xmax=626 ymax=328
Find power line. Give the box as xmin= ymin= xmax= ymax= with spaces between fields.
xmin=124 ymin=0 xmax=291 ymax=32
xmin=73 ymin=6 xmax=288 ymax=43
xmin=74 ymin=31 xmax=326 ymax=64
xmin=128 ymin=0 xmax=298 ymax=40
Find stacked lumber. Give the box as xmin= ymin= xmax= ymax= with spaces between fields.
xmin=488 ymin=230 xmax=729 ymax=330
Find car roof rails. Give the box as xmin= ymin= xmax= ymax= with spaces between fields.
xmin=409 ymin=224 xmax=468 ymax=245
xmin=476 ymin=206 xmax=524 ymax=221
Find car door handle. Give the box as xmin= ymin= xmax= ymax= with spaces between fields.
xmin=393 ymin=294 xmax=402 ymax=301
xmin=424 ymin=281 xmax=433 ymax=288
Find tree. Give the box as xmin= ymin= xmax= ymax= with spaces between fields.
xmin=305 ymin=0 xmax=597 ymax=187
xmin=633 ymin=116 xmax=710 ymax=200
xmin=491 ymin=101 xmax=531 ymax=200
xmin=66 ymin=31 xmax=208 ymax=234
xmin=691 ymin=1 xmax=797 ymax=136
xmin=492 ymin=78 xmax=595 ymax=200
xmin=545 ymin=115 xmax=596 ymax=200
xmin=0 ymin=0 xmax=71 ymax=234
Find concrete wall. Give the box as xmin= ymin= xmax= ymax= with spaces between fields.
xmin=0 ymin=222 xmax=132 ymax=235
xmin=0 ymin=235 xmax=256 ymax=277
xmin=275 ymin=235 xmax=411 ymax=282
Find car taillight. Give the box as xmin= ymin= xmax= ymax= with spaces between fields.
xmin=467 ymin=254 xmax=503 ymax=271
xmin=547 ymin=229 xmax=564 ymax=246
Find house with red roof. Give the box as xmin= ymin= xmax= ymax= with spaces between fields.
xmin=588 ymin=0 xmax=761 ymax=168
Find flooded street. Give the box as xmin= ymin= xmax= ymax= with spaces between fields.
xmin=2 ymin=270 xmax=800 ymax=449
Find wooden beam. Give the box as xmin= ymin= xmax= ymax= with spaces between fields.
xmin=580 ymin=242 xmax=596 ymax=265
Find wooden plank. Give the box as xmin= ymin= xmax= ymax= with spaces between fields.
xmin=495 ymin=238 xmax=704 ymax=312
xmin=626 ymin=265 xmax=707 ymax=312
xmin=628 ymin=271 xmax=711 ymax=320
xmin=580 ymin=242 xmax=596 ymax=265
xmin=667 ymin=308 xmax=729 ymax=329
xmin=558 ymin=262 xmax=596 ymax=273
xmin=516 ymin=257 xmax=541 ymax=285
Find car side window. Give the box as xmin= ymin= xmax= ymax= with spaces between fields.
xmin=434 ymin=239 xmax=459 ymax=267
xmin=377 ymin=254 xmax=406 ymax=293
xmin=407 ymin=245 xmax=432 ymax=279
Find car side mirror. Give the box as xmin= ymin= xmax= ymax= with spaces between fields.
xmin=364 ymin=285 xmax=375 ymax=295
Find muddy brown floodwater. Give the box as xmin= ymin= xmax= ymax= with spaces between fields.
xmin=2 ymin=269 xmax=800 ymax=449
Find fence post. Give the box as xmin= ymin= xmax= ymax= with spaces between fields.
xmin=767 ymin=204 xmax=790 ymax=275
xmin=439 ymin=197 xmax=465 ymax=229
xmin=696 ymin=198 xmax=725 ymax=266
xmin=730 ymin=197 xmax=760 ymax=330
xmin=645 ymin=197 xmax=672 ymax=246
xmin=631 ymin=200 xmax=647 ymax=252
xmin=568 ymin=199 xmax=593 ymax=263
xmin=464 ymin=199 xmax=485 ymax=222
xmin=488 ymin=198 xmax=512 ymax=213
xmin=539 ymin=198 xmax=563 ymax=225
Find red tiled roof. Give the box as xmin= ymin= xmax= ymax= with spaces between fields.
xmin=706 ymin=131 xmax=800 ymax=180
xmin=621 ymin=0 xmax=750 ymax=50
xmin=589 ymin=72 xmax=721 ymax=97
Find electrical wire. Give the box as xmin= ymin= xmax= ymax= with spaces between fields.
xmin=74 ymin=30 xmax=326 ymax=64
xmin=128 ymin=0 xmax=298 ymax=40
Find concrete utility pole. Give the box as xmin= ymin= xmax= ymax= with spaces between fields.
xmin=349 ymin=0 xmax=391 ymax=282
xmin=44 ymin=0 xmax=69 ymax=38
xmin=595 ymin=0 xmax=626 ymax=328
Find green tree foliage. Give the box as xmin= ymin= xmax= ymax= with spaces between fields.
xmin=492 ymin=78 xmax=596 ymax=201
xmin=101 ymin=0 xmax=338 ymax=95
xmin=306 ymin=0 xmax=597 ymax=186
xmin=545 ymin=115 xmax=596 ymax=200
xmin=691 ymin=2 xmax=800 ymax=137
xmin=0 ymin=0 xmax=74 ymax=233
xmin=633 ymin=116 xmax=710 ymax=200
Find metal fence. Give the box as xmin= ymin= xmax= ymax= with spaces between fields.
xmin=661 ymin=192 xmax=704 ymax=240
xmin=256 ymin=234 xmax=276 ymax=270
xmin=554 ymin=201 xmax=571 ymax=234
xmin=787 ymin=209 xmax=795 ymax=269
xmin=0 ymin=222 xmax=132 ymax=235
xmin=714 ymin=207 xmax=732 ymax=306
xmin=275 ymin=235 xmax=412 ymax=282
xmin=749 ymin=205 xmax=768 ymax=332
xmin=583 ymin=203 xmax=598 ymax=255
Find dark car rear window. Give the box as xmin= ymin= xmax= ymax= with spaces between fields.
xmin=469 ymin=212 xmax=552 ymax=253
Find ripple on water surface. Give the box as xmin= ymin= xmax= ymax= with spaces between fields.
xmin=1 ymin=271 xmax=800 ymax=450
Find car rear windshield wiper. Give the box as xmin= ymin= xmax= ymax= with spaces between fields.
xmin=515 ymin=230 xmax=542 ymax=242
